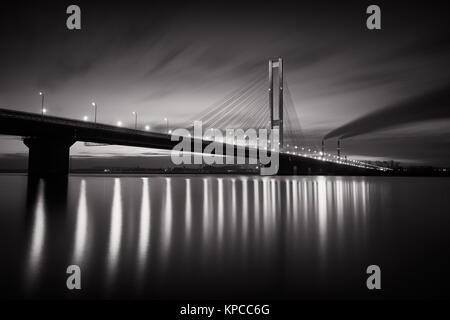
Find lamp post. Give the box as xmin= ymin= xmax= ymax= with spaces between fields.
xmin=132 ymin=111 xmax=138 ymax=130
xmin=39 ymin=91 xmax=45 ymax=116
xmin=91 ymin=102 xmax=97 ymax=123
xmin=164 ymin=117 xmax=169 ymax=134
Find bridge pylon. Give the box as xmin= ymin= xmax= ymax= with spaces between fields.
xmin=24 ymin=137 xmax=74 ymax=177
xmin=269 ymin=57 xmax=283 ymax=147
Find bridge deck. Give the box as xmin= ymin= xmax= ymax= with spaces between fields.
xmin=0 ymin=107 xmax=384 ymax=175
xmin=0 ymin=108 xmax=177 ymax=150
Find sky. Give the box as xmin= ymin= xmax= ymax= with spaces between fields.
xmin=0 ymin=0 xmax=449 ymax=167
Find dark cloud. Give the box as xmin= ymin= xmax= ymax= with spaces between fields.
xmin=336 ymin=131 xmax=450 ymax=167
xmin=379 ymin=33 xmax=450 ymax=63
xmin=143 ymin=45 xmax=191 ymax=77
xmin=324 ymin=85 xmax=450 ymax=139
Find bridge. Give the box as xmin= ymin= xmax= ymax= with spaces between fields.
xmin=0 ymin=58 xmax=389 ymax=177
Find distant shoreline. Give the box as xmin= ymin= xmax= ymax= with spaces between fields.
xmin=0 ymin=169 xmax=448 ymax=177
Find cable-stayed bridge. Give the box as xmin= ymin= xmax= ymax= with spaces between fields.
xmin=185 ymin=58 xmax=305 ymax=149
xmin=0 ymin=58 xmax=389 ymax=177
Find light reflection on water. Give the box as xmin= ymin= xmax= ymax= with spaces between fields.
xmin=160 ymin=178 xmax=173 ymax=270
xmin=217 ymin=178 xmax=224 ymax=252
xmin=25 ymin=180 xmax=46 ymax=290
xmin=183 ymin=178 xmax=192 ymax=259
xmin=2 ymin=175 xmax=448 ymax=298
xmin=107 ymin=178 xmax=123 ymax=283
xmin=137 ymin=177 xmax=150 ymax=278
xmin=72 ymin=179 xmax=88 ymax=265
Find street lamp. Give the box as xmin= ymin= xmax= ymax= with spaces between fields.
xmin=164 ymin=117 xmax=169 ymax=134
xmin=132 ymin=111 xmax=138 ymax=130
xmin=83 ymin=116 xmax=88 ymax=121
xmin=91 ymin=102 xmax=97 ymax=123
xmin=39 ymin=91 xmax=45 ymax=116
xmin=117 ymin=121 xmax=122 ymax=127
xmin=145 ymin=125 xmax=150 ymax=131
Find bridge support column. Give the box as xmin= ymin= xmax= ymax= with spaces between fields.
xmin=24 ymin=137 xmax=74 ymax=177
xmin=269 ymin=57 xmax=283 ymax=147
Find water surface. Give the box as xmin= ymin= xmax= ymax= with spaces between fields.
xmin=1 ymin=174 xmax=449 ymax=299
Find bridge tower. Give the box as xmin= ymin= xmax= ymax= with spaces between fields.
xmin=269 ymin=57 xmax=284 ymax=147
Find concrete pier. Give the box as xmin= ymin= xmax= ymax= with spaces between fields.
xmin=24 ymin=137 xmax=74 ymax=177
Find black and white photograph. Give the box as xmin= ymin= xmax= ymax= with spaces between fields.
xmin=0 ymin=0 xmax=449 ymax=314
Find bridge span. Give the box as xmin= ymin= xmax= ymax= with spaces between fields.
xmin=0 ymin=108 xmax=385 ymax=177
xmin=0 ymin=107 xmax=194 ymax=176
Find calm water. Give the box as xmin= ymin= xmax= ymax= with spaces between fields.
xmin=0 ymin=174 xmax=449 ymax=299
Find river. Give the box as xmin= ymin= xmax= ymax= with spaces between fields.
xmin=1 ymin=174 xmax=449 ymax=299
